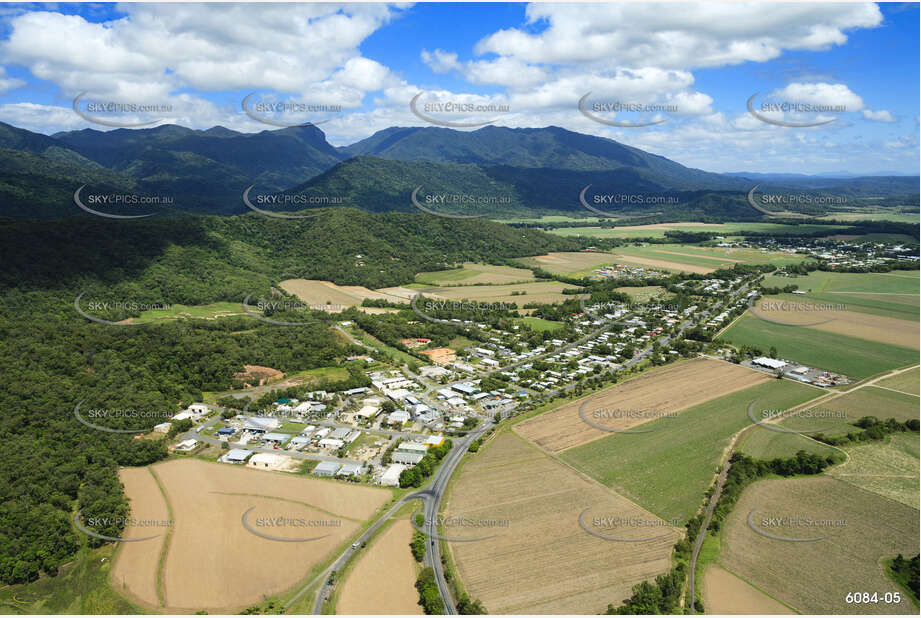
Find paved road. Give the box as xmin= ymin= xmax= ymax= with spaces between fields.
xmin=299 ymin=424 xmax=490 ymax=614
xmin=423 ymin=424 xmax=492 ymax=614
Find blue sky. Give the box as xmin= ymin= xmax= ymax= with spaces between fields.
xmin=0 ymin=2 xmax=917 ymax=174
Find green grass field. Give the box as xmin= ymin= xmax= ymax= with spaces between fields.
xmin=285 ymin=366 xmax=351 ymax=382
xmin=736 ymin=428 xmax=841 ymax=460
xmin=820 ymin=209 xmax=919 ymax=223
xmin=830 ymin=433 xmax=919 ymax=509
xmin=615 ymin=245 xmax=735 ymax=269
xmin=414 ymin=262 xmax=536 ymax=286
xmin=560 ymin=379 xmax=821 ymax=523
xmin=878 ymin=368 xmax=921 ymax=395
xmin=738 ymin=385 xmax=919 ymax=460
xmin=549 ymin=222 xmax=849 ymax=239
xmin=763 ymin=270 xmax=920 ymax=295
xmin=133 ymin=301 xmax=246 ymax=323
xmin=514 ymin=316 xmax=565 ymax=332
xmin=0 ymin=545 xmax=139 ymax=614
xmin=780 ymin=290 xmax=919 ymax=322
xmin=493 ymin=215 xmax=603 ymax=224
xmin=719 ymin=314 xmax=918 ymax=380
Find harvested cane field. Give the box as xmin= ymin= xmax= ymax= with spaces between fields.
xmin=720 ymin=476 xmax=919 ymax=614
xmin=279 ymin=279 xmax=410 ymax=308
xmin=514 ymin=358 xmax=770 ymax=454
xmin=701 ymin=565 xmax=794 ymax=615
xmin=443 ymin=432 xmax=680 ymax=614
xmin=111 ymin=467 xmax=171 ymax=608
xmin=336 ymin=518 xmax=422 ymax=615
xmin=114 ymin=459 xmax=390 ymax=612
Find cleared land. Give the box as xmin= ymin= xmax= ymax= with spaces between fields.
xmin=737 ymin=429 xmax=840 ymax=460
xmin=515 ymin=358 xmax=770 ymax=453
xmin=780 ymin=386 xmax=920 ymax=434
xmin=280 ymin=279 xmax=410 ymax=308
xmin=755 ymin=293 xmax=919 ymax=349
xmin=119 ymin=459 xmax=390 ymax=612
xmin=111 ymin=467 xmax=171 ymax=607
xmin=514 ymin=251 xmax=619 ymax=275
xmin=762 ymin=270 xmax=920 ymax=296
xmin=719 ymin=314 xmax=918 ymax=380
xmin=134 ymin=301 xmax=247 ymax=323
xmin=877 ymin=367 xmax=921 ymax=396
xmin=445 ymin=432 xmax=679 ymax=614
xmin=415 ymin=262 xmax=535 ymax=286
xmin=653 ymin=245 xmax=805 ymax=267
xmin=610 ymin=252 xmax=715 ymax=274
xmin=702 ymin=565 xmax=793 ymax=615
xmin=514 ymin=316 xmax=565 ymax=332
xmin=561 ymin=379 xmax=821 ymax=522
xmin=549 ymin=222 xmax=847 ymax=239
xmin=336 ymin=518 xmax=422 ymax=615
xmin=425 ymin=280 xmax=583 ymax=307
xmin=615 ymin=286 xmax=664 ymax=301
xmin=720 ymin=476 xmax=919 ymax=614
xmin=829 ymin=433 xmax=920 ymax=509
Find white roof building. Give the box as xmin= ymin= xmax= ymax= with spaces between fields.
xmin=173 ymin=438 xmax=198 ymax=451
xmin=380 ymin=464 xmax=406 ymax=486
xmin=752 ymin=357 xmax=787 ymax=370
xmin=356 ymin=405 xmax=381 ymax=419
xmin=388 ymin=410 xmax=411 ymax=424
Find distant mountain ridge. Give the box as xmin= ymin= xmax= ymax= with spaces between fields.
xmin=0 ymin=120 xmax=916 ymax=220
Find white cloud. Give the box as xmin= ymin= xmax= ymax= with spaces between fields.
xmin=0 ymin=67 xmax=25 ymax=94
xmin=421 ymin=49 xmax=460 ymax=74
xmin=770 ymin=82 xmax=864 ymax=110
xmin=862 ymin=109 xmax=896 ymax=122
xmin=1 ymin=4 xmax=403 ymax=97
xmin=474 ymin=2 xmax=882 ymax=70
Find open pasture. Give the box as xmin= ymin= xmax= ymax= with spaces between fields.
xmin=514 ymin=251 xmax=619 ymax=275
xmin=425 ymin=280 xmax=583 ymax=307
xmin=829 ymin=433 xmax=919 ymax=509
xmin=548 ymin=222 xmax=848 ymax=239
xmin=877 ymin=367 xmax=921 ymax=396
xmin=415 ymin=262 xmax=536 ymax=286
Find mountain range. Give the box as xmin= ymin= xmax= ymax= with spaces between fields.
xmin=0 ymin=120 xmax=916 ymax=220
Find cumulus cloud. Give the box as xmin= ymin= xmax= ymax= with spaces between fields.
xmin=862 ymin=109 xmax=896 ymax=122
xmin=1 ymin=4 xmax=403 ymax=98
xmin=474 ymin=2 xmax=882 ymax=70
xmin=0 ymin=67 xmax=25 ymax=94
xmin=421 ymin=49 xmax=461 ymax=74
xmin=770 ymin=82 xmax=865 ymax=110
